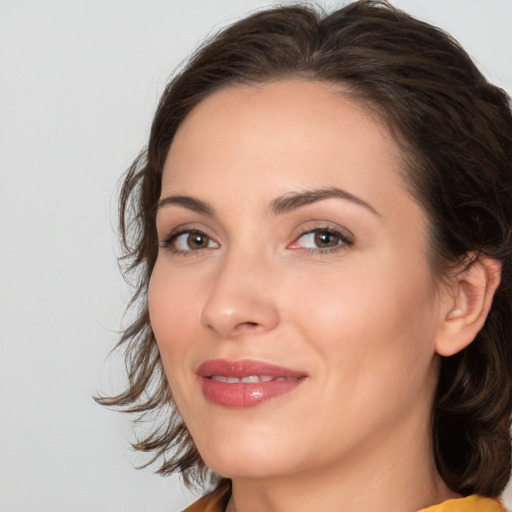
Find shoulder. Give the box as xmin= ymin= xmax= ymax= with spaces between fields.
xmin=418 ymin=495 xmax=506 ymax=512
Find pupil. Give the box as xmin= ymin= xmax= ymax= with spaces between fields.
xmin=315 ymin=231 xmax=337 ymax=247
xmin=189 ymin=233 xmax=207 ymax=249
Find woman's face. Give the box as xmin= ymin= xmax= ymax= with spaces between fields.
xmin=149 ymin=79 xmax=445 ymax=480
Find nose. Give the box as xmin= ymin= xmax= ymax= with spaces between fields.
xmin=200 ymin=252 xmax=280 ymax=338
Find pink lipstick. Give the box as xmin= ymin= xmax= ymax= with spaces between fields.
xmin=197 ymin=359 xmax=307 ymax=408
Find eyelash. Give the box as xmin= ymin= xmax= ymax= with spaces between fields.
xmin=160 ymin=226 xmax=354 ymax=256
xmin=161 ymin=229 xmax=218 ymax=256
xmin=290 ymin=227 xmax=354 ymax=254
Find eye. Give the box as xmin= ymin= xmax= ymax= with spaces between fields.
xmin=290 ymin=227 xmax=353 ymax=252
xmin=162 ymin=230 xmax=219 ymax=253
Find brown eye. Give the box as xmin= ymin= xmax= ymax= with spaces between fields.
xmin=314 ymin=230 xmax=339 ymax=248
xmin=290 ymin=227 xmax=353 ymax=252
xmin=187 ymin=232 xmax=209 ymax=249
xmin=164 ymin=230 xmax=219 ymax=252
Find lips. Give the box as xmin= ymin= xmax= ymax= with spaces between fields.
xmin=196 ymin=359 xmax=307 ymax=407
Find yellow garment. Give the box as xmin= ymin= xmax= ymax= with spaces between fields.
xmin=183 ymin=483 xmax=506 ymax=512
xmin=418 ymin=495 xmax=506 ymax=512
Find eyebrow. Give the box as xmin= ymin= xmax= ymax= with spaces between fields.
xmin=158 ymin=195 xmax=215 ymax=216
xmin=269 ymin=187 xmax=380 ymax=216
xmin=157 ymin=186 xmax=379 ymax=217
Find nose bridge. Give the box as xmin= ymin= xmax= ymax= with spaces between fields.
xmin=200 ymin=242 xmax=279 ymax=338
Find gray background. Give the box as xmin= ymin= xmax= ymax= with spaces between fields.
xmin=1 ymin=1 xmax=511 ymax=510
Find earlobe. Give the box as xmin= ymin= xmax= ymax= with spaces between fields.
xmin=435 ymin=256 xmax=501 ymax=357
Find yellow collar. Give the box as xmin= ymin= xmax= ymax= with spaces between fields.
xmin=184 ymin=485 xmax=506 ymax=512
xmin=419 ymin=495 xmax=505 ymax=512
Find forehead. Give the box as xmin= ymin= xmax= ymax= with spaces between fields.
xmin=162 ymin=79 xmax=420 ymax=225
xmin=168 ymin=79 xmax=393 ymax=161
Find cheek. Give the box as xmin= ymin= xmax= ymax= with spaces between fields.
xmin=148 ymin=262 xmax=204 ymax=379
xmin=285 ymin=255 xmax=438 ymax=378
xmin=286 ymin=263 xmax=439 ymax=451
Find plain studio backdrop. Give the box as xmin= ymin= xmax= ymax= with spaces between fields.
xmin=1 ymin=1 xmax=511 ymax=511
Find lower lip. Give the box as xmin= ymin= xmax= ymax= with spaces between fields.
xmin=200 ymin=377 xmax=305 ymax=407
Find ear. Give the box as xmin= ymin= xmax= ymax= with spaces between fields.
xmin=435 ymin=256 xmax=501 ymax=357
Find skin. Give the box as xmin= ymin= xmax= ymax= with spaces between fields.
xmin=149 ymin=79 xmax=463 ymax=512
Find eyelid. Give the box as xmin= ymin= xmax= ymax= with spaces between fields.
xmin=159 ymin=224 xmax=220 ymax=254
xmin=288 ymin=224 xmax=355 ymax=252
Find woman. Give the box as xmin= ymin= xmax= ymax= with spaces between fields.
xmin=98 ymin=1 xmax=512 ymax=510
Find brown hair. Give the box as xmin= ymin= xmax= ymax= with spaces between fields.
xmin=97 ymin=0 xmax=512 ymax=495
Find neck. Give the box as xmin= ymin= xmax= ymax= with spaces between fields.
xmin=227 ymin=412 xmax=458 ymax=512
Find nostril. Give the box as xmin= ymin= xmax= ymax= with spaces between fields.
xmin=233 ymin=321 xmax=261 ymax=332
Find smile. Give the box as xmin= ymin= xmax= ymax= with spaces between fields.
xmin=197 ymin=359 xmax=307 ymax=407
xmin=210 ymin=375 xmax=298 ymax=383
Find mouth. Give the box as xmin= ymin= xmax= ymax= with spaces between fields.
xmin=209 ymin=375 xmax=298 ymax=383
xmin=196 ymin=359 xmax=307 ymax=408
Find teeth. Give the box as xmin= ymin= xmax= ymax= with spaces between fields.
xmin=210 ymin=375 xmax=228 ymax=382
xmin=240 ymin=376 xmax=259 ymax=383
xmin=209 ymin=375 xmax=296 ymax=383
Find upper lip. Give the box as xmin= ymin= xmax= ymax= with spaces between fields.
xmin=196 ymin=359 xmax=307 ymax=379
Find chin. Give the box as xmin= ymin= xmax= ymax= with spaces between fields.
xmin=194 ymin=429 xmax=302 ymax=480
xmin=206 ymin=455 xmax=295 ymax=481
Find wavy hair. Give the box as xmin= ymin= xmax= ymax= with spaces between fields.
xmin=97 ymin=0 xmax=512 ymax=495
